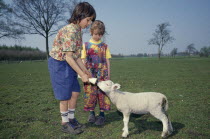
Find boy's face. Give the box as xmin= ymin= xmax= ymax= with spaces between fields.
xmin=92 ymin=30 xmax=103 ymax=41
xmin=79 ymin=16 xmax=93 ymax=29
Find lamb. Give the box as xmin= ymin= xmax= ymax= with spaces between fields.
xmin=97 ymin=80 xmax=173 ymax=138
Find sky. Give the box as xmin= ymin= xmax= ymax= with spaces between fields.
xmin=1 ymin=0 xmax=210 ymax=55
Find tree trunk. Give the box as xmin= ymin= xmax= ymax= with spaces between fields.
xmin=158 ymin=46 xmax=161 ymax=60
xmin=46 ymin=34 xmax=49 ymax=60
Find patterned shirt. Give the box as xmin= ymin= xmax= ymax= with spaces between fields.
xmin=81 ymin=39 xmax=111 ymax=69
xmin=49 ymin=23 xmax=82 ymax=61
xmin=81 ymin=39 xmax=111 ymax=59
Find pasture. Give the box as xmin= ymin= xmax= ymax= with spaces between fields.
xmin=0 ymin=57 xmax=209 ymax=138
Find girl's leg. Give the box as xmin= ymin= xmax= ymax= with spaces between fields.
xmin=83 ymin=83 xmax=98 ymax=123
xmin=98 ymin=90 xmax=111 ymax=112
xmin=83 ymin=84 xmax=98 ymax=111
xmin=94 ymin=90 xmax=111 ymax=125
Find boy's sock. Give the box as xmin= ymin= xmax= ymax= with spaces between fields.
xmin=68 ymin=109 xmax=75 ymax=120
xmin=99 ymin=111 xmax=105 ymax=117
xmin=60 ymin=111 xmax=69 ymax=123
xmin=90 ymin=111 xmax=95 ymax=116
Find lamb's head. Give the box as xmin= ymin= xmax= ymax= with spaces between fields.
xmin=97 ymin=80 xmax=121 ymax=94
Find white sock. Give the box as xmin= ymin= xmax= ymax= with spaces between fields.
xmin=68 ymin=109 xmax=75 ymax=119
xmin=60 ymin=111 xmax=69 ymax=123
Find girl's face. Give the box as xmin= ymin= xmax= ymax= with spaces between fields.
xmin=79 ymin=16 xmax=93 ymax=29
xmin=92 ymin=30 xmax=103 ymax=41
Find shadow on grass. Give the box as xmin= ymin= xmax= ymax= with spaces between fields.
xmin=104 ymin=110 xmax=184 ymax=138
xmin=84 ymin=110 xmax=123 ymax=128
xmin=131 ymin=118 xmax=185 ymax=138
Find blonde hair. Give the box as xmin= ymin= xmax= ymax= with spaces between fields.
xmin=90 ymin=20 xmax=105 ymax=35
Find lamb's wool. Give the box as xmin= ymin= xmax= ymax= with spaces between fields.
xmin=97 ymin=80 xmax=173 ymax=138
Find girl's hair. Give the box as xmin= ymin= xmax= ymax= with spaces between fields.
xmin=90 ymin=20 xmax=106 ymax=35
xmin=68 ymin=2 xmax=96 ymax=24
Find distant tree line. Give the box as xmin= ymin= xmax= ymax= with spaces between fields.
xmin=170 ymin=44 xmax=210 ymax=57
xmin=0 ymin=45 xmax=46 ymax=61
xmin=112 ymin=45 xmax=210 ymax=58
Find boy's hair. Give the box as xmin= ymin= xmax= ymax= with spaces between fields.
xmin=68 ymin=2 xmax=96 ymax=24
xmin=90 ymin=20 xmax=106 ymax=35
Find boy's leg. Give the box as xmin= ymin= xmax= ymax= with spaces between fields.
xmin=60 ymin=100 xmax=69 ymax=124
xmin=60 ymin=99 xmax=83 ymax=134
xmin=68 ymin=92 xmax=86 ymax=129
xmin=68 ymin=92 xmax=79 ymax=120
xmin=68 ymin=92 xmax=79 ymax=109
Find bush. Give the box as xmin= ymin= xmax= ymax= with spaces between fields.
xmin=0 ymin=45 xmax=46 ymax=61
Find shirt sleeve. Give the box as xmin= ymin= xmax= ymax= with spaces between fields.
xmin=106 ymin=47 xmax=112 ymax=59
xmin=81 ymin=44 xmax=86 ymax=59
xmin=62 ymin=29 xmax=77 ymax=52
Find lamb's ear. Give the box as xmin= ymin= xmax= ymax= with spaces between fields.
xmin=111 ymin=83 xmax=121 ymax=91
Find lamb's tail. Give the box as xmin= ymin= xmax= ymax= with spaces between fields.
xmin=162 ymin=97 xmax=169 ymax=112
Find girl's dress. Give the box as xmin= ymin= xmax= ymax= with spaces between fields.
xmin=81 ymin=39 xmax=111 ymax=111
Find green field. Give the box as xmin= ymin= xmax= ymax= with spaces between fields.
xmin=0 ymin=57 xmax=209 ymax=139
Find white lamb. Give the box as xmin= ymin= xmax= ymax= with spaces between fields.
xmin=97 ymin=80 xmax=173 ymax=138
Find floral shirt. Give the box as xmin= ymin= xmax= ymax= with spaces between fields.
xmin=49 ymin=23 xmax=82 ymax=61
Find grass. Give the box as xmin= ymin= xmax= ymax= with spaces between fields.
xmin=0 ymin=57 xmax=209 ymax=138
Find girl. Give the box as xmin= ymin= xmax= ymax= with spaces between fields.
xmin=81 ymin=20 xmax=111 ymax=126
xmin=48 ymin=2 xmax=96 ymax=134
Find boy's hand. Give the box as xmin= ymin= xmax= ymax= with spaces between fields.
xmin=81 ymin=74 xmax=89 ymax=82
xmin=84 ymin=70 xmax=92 ymax=78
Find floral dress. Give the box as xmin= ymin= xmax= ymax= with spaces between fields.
xmin=81 ymin=39 xmax=111 ymax=111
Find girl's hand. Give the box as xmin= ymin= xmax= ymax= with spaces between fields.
xmin=81 ymin=74 xmax=89 ymax=83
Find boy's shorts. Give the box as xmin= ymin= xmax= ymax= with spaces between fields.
xmin=48 ymin=57 xmax=81 ymax=100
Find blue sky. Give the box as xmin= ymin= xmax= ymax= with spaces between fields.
xmin=1 ymin=0 xmax=210 ymax=55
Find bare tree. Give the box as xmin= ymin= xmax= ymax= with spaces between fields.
xmin=12 ymin=0 xmax=78 ymax=59
xmin=170 ymin=48 xmax=178 ymax=57
xmin=186 ymin=43 xmax=196 ymax=56
xmin=148 ymin=22 xmax=175 ymax=59
xmin=0 ymin=0 xmax=24 ymax=39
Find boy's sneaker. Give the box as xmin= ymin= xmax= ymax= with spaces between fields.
xmin=69 ymin=118 xmax=86 ymax=129
xmin=61 ymin=122 xmax=83 ymax=134
xmin=94 ymin=116 xmax=105 ymax=126
xmin=88 ymin=114 xmax=96 ymax=123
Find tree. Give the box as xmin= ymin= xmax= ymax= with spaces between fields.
xmin=186 ymin=43 xmax=196 ymax=56
xmin=199 ymin=46 xmax=210 ymax=57
xmin=170 ymin=48 xmax=178 ymax=57
xmin=148 ymin=22 xmax=175 ymax=59
xmin=12 ymin=0 xmax=78 ymax=59
xmin=0 ymin=0 xmax=24 ymax=39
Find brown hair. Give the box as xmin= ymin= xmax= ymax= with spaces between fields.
xmin=90 ymin=20 xmax=106 ymax=35
xmin=68 ymin=2 xmax=96 ymax=24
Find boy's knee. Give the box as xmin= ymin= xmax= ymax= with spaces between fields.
xmin=71 ymin=92 xmax=80 ymax=99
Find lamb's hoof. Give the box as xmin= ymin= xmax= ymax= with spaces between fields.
xmin=161 ymin=131 xmax=172 ymax=138
xmin=122 ymin=132 xmax=128 ymax=138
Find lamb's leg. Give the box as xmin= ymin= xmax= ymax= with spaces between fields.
xmin=168 ymin=117 xmax=173 ymax=133
xmin=122 ymin=113 xmax=130 ymax=137
xmin=150 ymin=110 xmax=171 ymax=138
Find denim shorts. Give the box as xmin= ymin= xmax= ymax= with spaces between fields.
xmin=48 ymin=57 xmax=80 ymax=100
